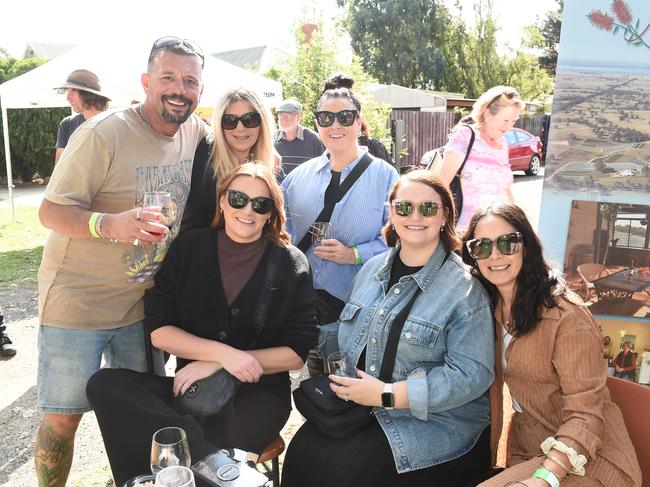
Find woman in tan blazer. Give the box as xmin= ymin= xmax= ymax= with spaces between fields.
xmin=462 ymin=203 xmax=641 ymax=487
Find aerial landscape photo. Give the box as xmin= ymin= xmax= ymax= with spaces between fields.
xmin=544 ymin=70 xmax=650 ymax=196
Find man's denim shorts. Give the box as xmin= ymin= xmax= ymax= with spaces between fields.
xmin=37 ymin=321 xmax=148 ymax=414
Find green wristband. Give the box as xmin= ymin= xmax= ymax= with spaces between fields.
xmin=88 ymin=212 xmax=101 ymax=238
xmin=352 ymin=245 xmax=362 ymax=265
xmin=533 ymin=468 xmax=560 ymax=487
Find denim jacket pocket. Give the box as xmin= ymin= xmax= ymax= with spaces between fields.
xmin=339 ymin=301 xmax=362 ymax=321
xmin=397 ymin=317 xmax=442 ymax=365
xmin=338 ymin=301 xmax=363 ymax=351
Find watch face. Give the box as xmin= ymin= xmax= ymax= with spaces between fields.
xmin=381 ymin=392 xmax=395 ymax=408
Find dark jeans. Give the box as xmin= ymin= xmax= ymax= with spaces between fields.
xmin=307 ymin=289 xmax=346 ymax=377
xmin=615 ymin=370 xmax=635 ymax=381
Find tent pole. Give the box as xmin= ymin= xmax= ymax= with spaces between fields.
xmin=1 ymin=103 xmax=15 ymax=223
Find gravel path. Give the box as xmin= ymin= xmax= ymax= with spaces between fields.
xmin=0 ymin=283 xmax=307 ymax=486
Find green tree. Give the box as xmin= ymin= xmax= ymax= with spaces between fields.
xmin=504 ymin=51 xmax=554 ymax=102
xmin=336 ymin=0 xmax=452 ymax=90
xmin=267 ymin=23 xmax=391 ymax=142
xmin=466 ymin=0 xmax=507 ymax=97
xmin=0 ymin=54 xmax=61 ymax=181
xmin=437 ymin=3 xmax=480 ymax=96
xmin=524 ymin=0 xmax=563 ymax=76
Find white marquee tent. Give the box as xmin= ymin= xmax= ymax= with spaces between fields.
xmin=0 ymin=40 xmax=283 ymax=219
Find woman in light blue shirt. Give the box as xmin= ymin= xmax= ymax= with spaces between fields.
xmin=282 ymin=81 xmax=398 ymax=376
xmin=282 ymin=170 xmax=494 ymax=487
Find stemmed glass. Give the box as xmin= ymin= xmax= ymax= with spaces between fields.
xmin=150 ymin=427 xmax=191 ymax=477
xmin=139 ymin=191 xmax=176 ymax=243
xmin=311 ymin=222 xmax=332 ymax=248
xmin=155 ymin=466 xmax=196 ymax=487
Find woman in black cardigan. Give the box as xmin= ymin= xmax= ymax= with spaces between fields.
xmin=87 ymin=163 xmax=317 ymax=486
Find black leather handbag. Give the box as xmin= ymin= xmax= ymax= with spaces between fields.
xmin=173 ymin=246 xmax=281 ymax=417
xmin=293 ymin=374 xmax=374 ymax=439
xmin=293 ymin=284 xmax=423 ymax=439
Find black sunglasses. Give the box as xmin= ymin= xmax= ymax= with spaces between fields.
xmin=392 ymin=200 xmax=442 ymax=217
xmin=221 ymin=112 xmax=262 ymax=130
xmin=315 ymin=110 xmax=358 ymax=127
xmin=466 ymin=232 xmax=523 ymax=260
xmin=150 ymin=36 xmax=205 ymax=67
xmin=227 ymin=190 xmax=274 ymax=214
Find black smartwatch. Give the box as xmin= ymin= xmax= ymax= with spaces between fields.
xmin=381 ymin=383 xmax=395 ymax=409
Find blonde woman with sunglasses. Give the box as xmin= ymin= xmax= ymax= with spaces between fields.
xmin=181 ymin=87 xmax=280 ymax=232
xmin=436 ymin=86 xmax=524 ymax=231
xmin=462 ymin=203 xmax=640 ymax=487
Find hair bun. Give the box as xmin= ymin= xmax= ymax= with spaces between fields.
xmin=323 ymin=73 xmax=355 ymax=92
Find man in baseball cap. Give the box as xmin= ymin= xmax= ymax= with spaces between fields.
xmin=53 ymin=69 xmax=111 ymax=163
xmin=274 ymin=98 xmax=324 ymax=177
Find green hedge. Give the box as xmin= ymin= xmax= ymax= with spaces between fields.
xmin=0 ymin=106 xmax=71 ymax=181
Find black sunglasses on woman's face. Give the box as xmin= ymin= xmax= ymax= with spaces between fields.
xmin=221 ymin=112 xmax=262 ymax=130
xmin=315 ymin=110 xmax=358 ymax=127
xmin=226 ymin=190 xmax=274 ymax=214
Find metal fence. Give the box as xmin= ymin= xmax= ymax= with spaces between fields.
xmin=390 ymin=110 xmax=546 ymax=167
xmin=390 ymin=110 xmax=456 ymax=167
xmin=516 ymin=115 xmax=544 ymax=138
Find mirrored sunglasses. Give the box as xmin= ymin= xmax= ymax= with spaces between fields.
xmin=392 ymin=200 xmax=442 ymax=217
xmin=221 ymin=112 xmax=262 ymax=130
xmin=315 ymin=110 xmax=358 ymax=127
xmin=150 ymin=36 xmax=204 ymax=67
xmin=227 ymin=190 xmax=274 ymax=214
xmin=466 ymin=232 xmax=523 ymax=260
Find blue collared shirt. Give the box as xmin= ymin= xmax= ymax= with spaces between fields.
xmin=281 ymin=148 xmax=398 ymax=300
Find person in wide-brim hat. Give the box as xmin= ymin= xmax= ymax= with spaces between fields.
xmin=53 ymin=69 xmax=111 ymax=163
xmin=53 ymin=69 xmax=111 ymax=100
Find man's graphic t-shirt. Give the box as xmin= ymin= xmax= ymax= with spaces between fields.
xmin=39 ymin=107 xmax=207 ymax=329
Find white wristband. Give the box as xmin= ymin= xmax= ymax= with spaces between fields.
xmin=541 ymin=437 xmax=587 ymax=476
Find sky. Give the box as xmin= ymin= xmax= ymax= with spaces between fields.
xmin=0 ymin=0 xmax=560 ymax=60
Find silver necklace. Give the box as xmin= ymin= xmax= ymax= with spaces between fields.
xmin=138 ymin=103 xmax=150 ymax=127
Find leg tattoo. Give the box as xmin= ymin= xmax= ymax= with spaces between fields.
xmin=35 ymin=421 xmax=76 ymax=487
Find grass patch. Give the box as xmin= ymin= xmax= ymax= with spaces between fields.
xmin=0 ymin=205 xmax=48 ymax=287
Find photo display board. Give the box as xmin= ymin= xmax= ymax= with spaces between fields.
xmin=540 ymin=0 xmax=650 ymax=323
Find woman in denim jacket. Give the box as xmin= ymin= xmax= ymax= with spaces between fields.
xmin=282 ymin=170 xmax=495 ymax=487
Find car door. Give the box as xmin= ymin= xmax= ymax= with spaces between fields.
xmin=505 ymin=130 xmax=524 ymax=171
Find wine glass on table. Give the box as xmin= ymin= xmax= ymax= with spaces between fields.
xmin=151 ymin=427 xmax=191 ymax=477
xmin=141 ymin=191 xmax=176 ymax=241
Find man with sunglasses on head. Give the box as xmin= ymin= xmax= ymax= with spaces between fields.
xmin=36 ymin=36 xmax=208 ymax=486
xmin=53 ymin=69 xmax=111 ymax=164
xmin=274 ymin=98 xmax=324 ymax=177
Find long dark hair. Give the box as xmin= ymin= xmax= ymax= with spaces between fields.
xmin=461 ymin=203 xmax=566 ymax=336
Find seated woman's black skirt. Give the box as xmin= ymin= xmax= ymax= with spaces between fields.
xmin=87 ymin=368 xmax=291 ymax=487
xmin=281 ymin=418 xmax=491 ymax=487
